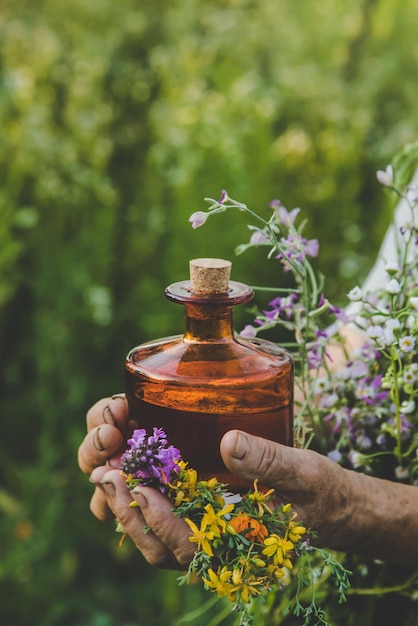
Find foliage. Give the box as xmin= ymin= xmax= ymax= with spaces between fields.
xmin=1 ymin=0 xmax=418 ymax=625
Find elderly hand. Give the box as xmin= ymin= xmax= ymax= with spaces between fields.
xmin=79 ymin=397 xmax=418 ymax=569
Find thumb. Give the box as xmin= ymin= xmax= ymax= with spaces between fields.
xmin=221 ymin=430 xmax=356 ymax=549
xmin=220 ymin=430 xmax=318 ymax=498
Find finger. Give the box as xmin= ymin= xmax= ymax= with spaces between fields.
xmin=89 ymin=466 xmax=115 ymax=522
xmin=78 ymin=423 xmax=124 ymax=474
xmin=101 ymin=471 xmax=191 ymax=569
xmin=90 ymin=487 xmax=115 ymax=522
xmin=86 ymin=395 xmax=129 ymax=433
xmin=131 ymin=486 xmax=194 ymax=569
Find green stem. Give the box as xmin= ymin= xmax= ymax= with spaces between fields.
xmin=348 ymin=571 xmax=418 ymax=596
xmin=250 ymin=285 xmax=300 ymax=293
xmin=392 ymin=353 xmax=403 ymax=462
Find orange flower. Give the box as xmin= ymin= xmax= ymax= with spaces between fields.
xmin=229 ymin=514 xmax=269 ymax=543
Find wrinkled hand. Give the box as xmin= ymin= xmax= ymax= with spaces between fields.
xmin=77 ymin=395 xmax=194 ymax=569
xmin=79 ymin=398 xmax=418 ymax=569
xmin=222 ymin=431 xmax=418 ymax=566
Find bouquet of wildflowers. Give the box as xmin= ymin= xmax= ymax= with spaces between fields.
xmin=119 ymin=427 xmax=350 ymax=625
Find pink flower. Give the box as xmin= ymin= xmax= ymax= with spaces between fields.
xmin=189 ymin=211 xmax=208 ymax=229
xmin=277 ymin=233 xmax=319 ymax=265
xmin=277 ymin=206 xmax=301 ymax=227
xmin=250 ymin=231 xmax=270 ymax=246
xmin=240 ymin=324 xmax=257 ymax=337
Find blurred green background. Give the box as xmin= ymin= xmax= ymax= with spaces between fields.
xmin=1 ymin=0 xmax=417 ymax=624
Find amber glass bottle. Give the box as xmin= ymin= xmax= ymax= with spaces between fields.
xmin=125 ymin=258 xmax=293 ymax=490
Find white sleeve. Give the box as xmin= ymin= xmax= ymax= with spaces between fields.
xmin=360 ymin=168 xmax=418 ymax=294
xmin=343 ymin=169 xmax=418 ymax=322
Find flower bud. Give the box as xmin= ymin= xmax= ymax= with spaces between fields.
xmin=347 ymin=286 xmax=363 ymax=302
xmin=386 ymin=279 xmax=401 ymax=295
xmin=376 ymin=164 xmax=394 ymax=187
xmin=188 ymin=211 xmax=208 ymax=229
xmin=410 ymin=296 xmax=418 ymax=310
xmin=384 ymin=262 xmax=399 ymax=275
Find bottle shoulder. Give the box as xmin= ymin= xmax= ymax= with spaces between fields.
xmin=126 ymin=333 xmax=292 ymax=382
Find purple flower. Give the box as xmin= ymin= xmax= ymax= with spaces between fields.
xmin=307 ymin=329 xmax=333 ymax=369
xmin=120 ymin=427 xmax=182 ymax=492
xmin=355 ymin=341 xmax=381 ymax=362
xmin=219 ymin=189 xmax=229 ymax=204
xmin=342 ymin=360 xmax=369 ymax=380
xmin=325 ymin=406 xmax=352 ymax=434
xmin=307 ymin=347 xmax=323 ymax=369
xmin=264 ymin=293 xmax=299 ymax=321
xmin=277 ymin=233 xmax=319 ymax=266
xmin=277 ymin=206 xmax=301 ymax=227
xmin=389 ymin=413 xmax=413 ymax=436
xmin=355 ymin=375 xmax=389 ymax=406
xmin=329 ymin=305 xmax=354 ymax=324
xmin=327 ymin=449 xmax=342 ymax=463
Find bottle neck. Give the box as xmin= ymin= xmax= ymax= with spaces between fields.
xmin=165 ymin=279 xmax=253 ymax=342
xmin=184 ymin=304 xmax=234 ymax=341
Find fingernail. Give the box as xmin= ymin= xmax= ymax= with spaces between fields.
xmin=90 ymin=467 xmax=105 ymax=485
xmin=89 ymin=477 xmax=104 ymax=491
xmin=103 ymin=404 xmax=116 ymax=425
xmin=93 ymin=426 xmax=105 ymax=452
xmin=106 ymin=456 xmax=122 ymax=469
xmin=132 ymin=488 xmax=148 ymax=509
xmin=101 ymin=481 xmax=116 ymax=497
xmin=232 ymin=431 xmax=248 ymax=460
xmin=111 ymin=393 xmax=126 ymax=400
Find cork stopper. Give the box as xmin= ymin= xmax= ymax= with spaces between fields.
xmin=189 ymin=258 xmax=232 ymax=294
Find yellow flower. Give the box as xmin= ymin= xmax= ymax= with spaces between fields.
xmin=262 ymin=533 xmax=294 ymax=567
xmin=203 ymin=567 xmax=235 ymax=598
xmin=267 ymin=563 xmax=286 ymax=579
xmin=283 ymin=556 xmax=293 ymax=570
xmin=200 ymin=477 xmax=222 ymax=491
xmin=201 ymin=502 xmax=235 ymax=534
xmin=286 ymin=510 xmax=307 ymax=543
xmin=288 ymin=522 xmax=307 ymax=543
xmin=168 ymin=461 xmax=199 ymax=505
xmin=184 ymin=517 xmax=215 ymax=556
xmin=172 ymin=489 xmax=186 ymax=507
xmin=252 ymin=557 xmax=267 ymax=568
xmin=231 ymin=567 xmax=264 ymax=603
xmin=247 ymin=479 xmax=275 ymax=515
